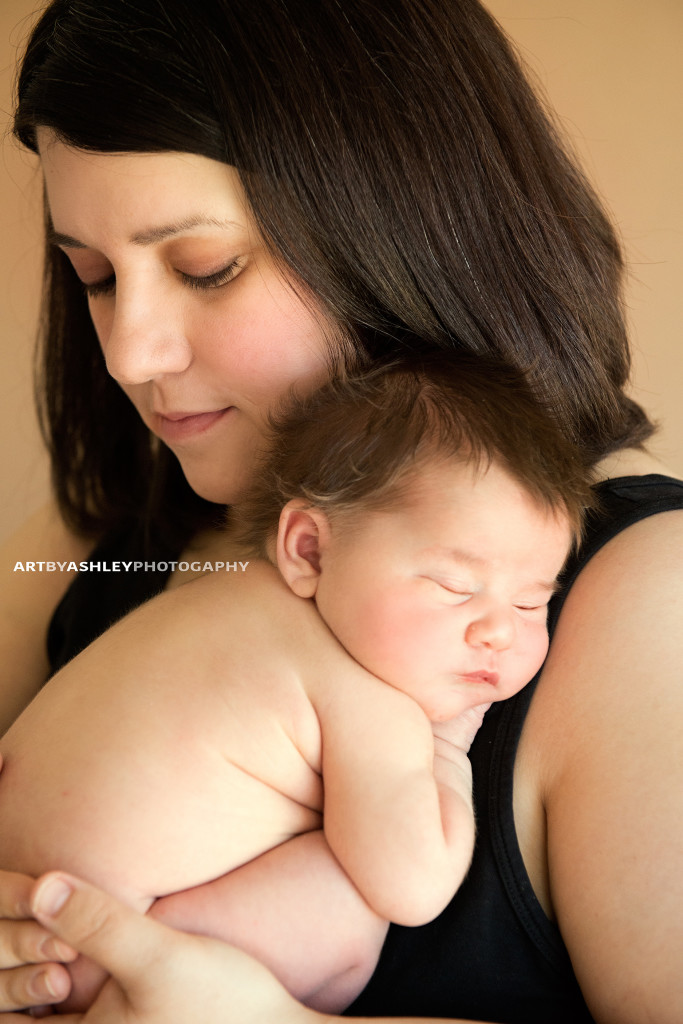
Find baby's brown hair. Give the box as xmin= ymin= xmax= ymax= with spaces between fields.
xmin=235 ymin=350 xmax=594 ymax=556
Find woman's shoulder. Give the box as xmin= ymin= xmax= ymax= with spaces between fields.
xmin=542 ymin=468 xmax=683 ymax=710
xmin=526 ymin=460 xmax=683 ymax=1022
xmin=531 ymin=456 xmax=683 ymax=770
xmin=550 ymin=449 xmax=683 ymax=635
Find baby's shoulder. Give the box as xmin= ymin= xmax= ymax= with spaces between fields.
xmin=143 ymin=559 xmax=317 ymax=653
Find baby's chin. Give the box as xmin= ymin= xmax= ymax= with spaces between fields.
xmin=422 ymin=695 xmax=482 ymax=723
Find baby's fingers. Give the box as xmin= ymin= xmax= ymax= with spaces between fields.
xmin=432 ymin=702 xmax=492 ymax=754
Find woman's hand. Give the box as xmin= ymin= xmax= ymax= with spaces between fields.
xmin=0 ymin=751 xmax=77 ymax=1015
xmin=0 ymin=868 xmax=76 ymax=1014
xmin=2 ymin=872 xmax=325 ymax=1024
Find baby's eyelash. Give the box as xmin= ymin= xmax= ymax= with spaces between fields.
xmin=514 ymin=602 xmax=550 ymax=617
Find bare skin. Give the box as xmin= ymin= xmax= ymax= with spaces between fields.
xmin=0 ymin=458 xmax=567 ymax=1012
xmin=2 ymin=450 xmax=683 ymax=1023
xmin=0 ymin=131 xmax=680 ymax=1024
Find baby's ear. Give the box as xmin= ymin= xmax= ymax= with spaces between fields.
xmin=276 ymin=500 xmax=331 ymax=599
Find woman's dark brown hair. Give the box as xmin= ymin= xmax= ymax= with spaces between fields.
xmin=14 ymin=0 xmax=654 ymax=549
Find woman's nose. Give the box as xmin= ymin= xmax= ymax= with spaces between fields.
xmin=99 ymin=283 xmax=193 ymax=386
xmin=465 ymin=607 xmax=515 ymax=651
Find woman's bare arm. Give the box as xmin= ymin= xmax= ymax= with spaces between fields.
xmin=532 ymin=509 xmax=683 ymax=1024
xmin=0 ymin=501 xmax=91 ymax=735
xmin=0 ymin=504 xmax=90 ymax=1012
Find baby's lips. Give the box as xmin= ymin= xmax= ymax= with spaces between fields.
xmin=460 ymin=670 xmax=500 ymax=687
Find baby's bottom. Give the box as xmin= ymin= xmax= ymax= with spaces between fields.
xmin=60 ymin=830 xmax=387 ymax=1014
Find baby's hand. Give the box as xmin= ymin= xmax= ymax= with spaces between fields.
xmin=429 ymin=705 xmax=490 ymax=880
xmin=431 ymin=703 xmax=491 ymax=758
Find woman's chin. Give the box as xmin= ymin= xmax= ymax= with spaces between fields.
xmin=179 ymin=462 xmax=255 ymax=507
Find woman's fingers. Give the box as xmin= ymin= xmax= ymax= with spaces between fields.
xmin=0 ymin=960 xmax=71 ymax=1012
xmin=0 ymin=869 xmax=36 ymax=920
xmin=30 ymin=874 xmax=164 ymax=995
xmin=0 ymin=867 xmax=76 ymax=1013
xmin=29 ymin=872 xmax=319 ymax=1024
xmin=0 ymin=867 xmax=75 ymax=962
xmin=0 ymin=918 xmax=76 ymax=970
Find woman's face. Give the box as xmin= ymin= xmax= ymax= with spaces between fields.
xmin=39 ymin=133 xmax=333 ymax=503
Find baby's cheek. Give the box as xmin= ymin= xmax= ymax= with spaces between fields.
xmin=523 ymin=626 xmax=551 ymax=680
xmin=352 ymin=599 xmax=417 ymax=680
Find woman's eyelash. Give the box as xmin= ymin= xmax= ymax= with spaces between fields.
xmin=179 ymin=260 xmax=240 ymax=290
xmin=81 ymin=260 xmax=241 ymax=299
xmin=82 ymin=275 xmax=116 ymax=299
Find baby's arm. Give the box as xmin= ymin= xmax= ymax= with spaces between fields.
xmin=319 ymin=682 xmax=479 ymax=927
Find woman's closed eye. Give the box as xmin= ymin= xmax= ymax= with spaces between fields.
xmin=82 ymin=274 xmax=116 ymax=299
xmin=80 ymin=259 xmax=242 ymax=300
xmin=178 ymin=259 xmax=242 ymax=291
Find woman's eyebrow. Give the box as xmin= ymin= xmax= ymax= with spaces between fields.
xmin=49 ymin=230 xmax=86 ymax=249
xmin=48 ymin=216 xmax=241 ymax=250
xmin=130 ymin=216 xmax=240 ymax=245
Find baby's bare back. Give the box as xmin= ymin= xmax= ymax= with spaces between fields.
xmin=0 ymin=565 xmax=325 ymax=912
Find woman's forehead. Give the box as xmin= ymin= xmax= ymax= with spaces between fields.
xmin=38 ymin=137 xmax=250 ymax=243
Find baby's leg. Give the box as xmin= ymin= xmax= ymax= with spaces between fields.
xmin=56 ymin=891 xmax=156 ymax=1013
xmin=58 ymin=956 xmax=109 ymax=1013
xmin=150 ymin=829 xmax=388 ymax=1013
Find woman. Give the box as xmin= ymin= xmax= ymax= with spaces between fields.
xmin=1 ymin=1 xmax=682 ymax=1021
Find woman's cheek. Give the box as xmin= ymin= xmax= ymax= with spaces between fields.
xmin=89 ymin=301 xmax=114 ymax=355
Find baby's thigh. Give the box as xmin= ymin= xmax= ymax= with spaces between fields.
xmin=150 ymin=829 xmax=387 ymax=1012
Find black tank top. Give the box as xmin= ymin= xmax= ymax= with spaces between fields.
xmin=46 ymin=474 xmax=683 ymax=1023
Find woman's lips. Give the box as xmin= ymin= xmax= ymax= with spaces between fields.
xmin=152 ymin=408 xmax=231 ymax=443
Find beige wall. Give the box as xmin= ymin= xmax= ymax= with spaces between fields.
xmin=1 ymin=1 xmax=46 ymax=543
xmin=1 ymin=1 xmax=681 ymax=544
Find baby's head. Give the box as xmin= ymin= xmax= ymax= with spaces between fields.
xmin=238 ymin=352 xmax=593 ymax=720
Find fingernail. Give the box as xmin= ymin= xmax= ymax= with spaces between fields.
xmin=32 ymin=968 xmax=60 ymax=1000
xmin=33 ymin=876 xmax=73 ymax=918
xmin=40 ymin=935 xmax=77 ymax=962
